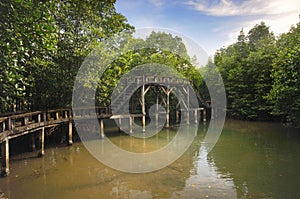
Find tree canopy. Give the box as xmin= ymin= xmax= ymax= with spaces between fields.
xmin=213 ymin=21 xmax=299 ymax=126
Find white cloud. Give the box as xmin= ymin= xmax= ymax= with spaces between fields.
xmin=148 ymin=0 xmax=164 ymax=8
xmin=185 ymin=0 xmax=300 ymax=17
xmin=185 ymin=0 xmax=300 ymax=52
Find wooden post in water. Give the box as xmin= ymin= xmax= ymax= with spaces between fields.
xmin=186 ymin=86 xmax=190 ymax=124
xmin=141 ymin=84 xmax=146 ymax=132
xmin=41 ymin=127 xmax=45 ymax=156
xmin=166 ymin=90 xmax=170 ymax=128
xmin=5 ymin=138 xmax=9 ymax=176
xmin=100 ymin=119 xmax=104 ymax=139
xmin=156 ymin=95 xmax=159 ymax=127
xmin=31 ymin=133 xmax=36 ymax=151
xmin=203 ymin=109 xmax=207 ymax=122
xmin=68 ymin=120 xmax=73 ymax=145
xmin=194 ymin=109 xmax=198 ymax=124
xmin=176 ymin=110 xmax=180 ymax=123
xmin=129 ymin=116 xmax=133 ymax=134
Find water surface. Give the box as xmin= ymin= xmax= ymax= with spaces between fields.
xmin=0 ymin=119 xmax=299 ymax=198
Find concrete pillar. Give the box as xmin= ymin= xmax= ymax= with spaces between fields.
xmin=68 ymin=120 xmax=73 ymax=145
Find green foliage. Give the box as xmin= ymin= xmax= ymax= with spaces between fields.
xmin=0 ymin=0 xmax=58 ymax=112
xmin=95 ymin=31 xmax=203 ymax=106
xmin=214 ymin=21 xmax=300 ymax=125
xmin=0 ymin=0 xmax=133 ymax=112
xmin=215 ymin=22 xmax=276 ymax=119
xmin=267 ymin=22 xmax=300 ymax=126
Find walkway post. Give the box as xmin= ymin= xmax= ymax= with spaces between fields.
xmin=166 ymin=90 xmax=170 ymax=128
xmin=31 ymin=133 xmax=36 ymax=151
xmin=100 ymin=119 xmax=104 ymax=139
xmin=141 ymin=83 xmax=146 ymax=132
xmin=68 ymin=120 xmax=73 ymax=145
xmin=156 ymin=95 xmax=159 ymax=127
xmin=203 ymin=109 xmax=207 ymax=122
xmin=176 ymin=110 xmax=179 ymax=123
xmin=194 ymin=109 xmax=198 ymax=124
xmin=5 ymin=137 xmax=9 ymax=176
xmin=129 ymin=116 xmax=133 ymax=134
xmin=41 ymin=127 xmax=45 ymax=156
xmin=186 ymin=86 xmax=190 ymax=124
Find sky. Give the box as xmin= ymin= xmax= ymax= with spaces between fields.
xmin=115 ymin=0 xmax=300 ymax=56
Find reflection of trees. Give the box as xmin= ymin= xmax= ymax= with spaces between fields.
xmin=208 ymin=120 xmax=300 ymax=198
xmin=108 ymin=125 xmax=207 ymax=199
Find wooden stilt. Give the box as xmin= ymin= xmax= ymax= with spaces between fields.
xmin=141 ymin=84 xmax=146 ymax=132
xmin=5 ymin=138 xmax=9 ymax=176
xmin=31 ymin=133 xmax=36 ymax=151
xmin=100 ymin=119 xmax=104 ymax=139
xmin=176 ymin=110 xmax=180 ymax=123
xmin=68 ymin=120 xmax=73 ymax=145
xmin=166 ymin=91 xmax=170 ymax=128
xmin=41 ymin=127 xmax=45 ymax=156
xmin=186 ymin=86 xmax=190 ymax=124
xmin=129 ymin=116 xmax=133 ymax=134
xmin=186 ymin=111 xmax=190 ymax=124
xmin=203 ymin=109 xmax=207 ymax=122
xmin=156 ymin=95 xmax=159 ymax=127
xmin=194 ymin=109 xmax=198 ymax=124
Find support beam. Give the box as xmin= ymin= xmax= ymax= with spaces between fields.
xmin=141 ymin=84 xmax=146 ymax=132
xmin=68 ymin=120 xmax=73 ymax=145
xmin=5 ymin=138 xmax=9 ymax=176
xmin=203 ymin=109 xmax=207 ymax=122
xmin=129 ymin=116 xmax=133 ymax=134
xmin=100 ymin=119 xmax=104 ymax=139
xmin=186 ymin=111 xmax=190 ymax=124
xmin=194 ymin=110 xmax=198 ymax=124
xmin=161 ymin=87 xmax=173 ymax=128
xmin=186 ymin=86 xmax=190 ymax=124
xmin=156 ymin=95 xmax=159 ymax=127
xmin=31 ymin=133 xmax=36 ymax=151
xmin=166 ymin=91 xmax=170 ymax=128
xmin=41 ymin=127 xmax=45 ymax=156
xmin=176 ymin=110 xmax=180 ymax=123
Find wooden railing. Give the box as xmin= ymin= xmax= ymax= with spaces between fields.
xmin=0 ymin=107 xmax=111 ymax=143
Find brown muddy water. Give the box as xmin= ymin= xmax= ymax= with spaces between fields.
xmin=0 ymin=119 xmax=299 ymax=199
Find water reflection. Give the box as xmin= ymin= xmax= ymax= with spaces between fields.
xmin=0 ymin=120 xmax=299 ymax=198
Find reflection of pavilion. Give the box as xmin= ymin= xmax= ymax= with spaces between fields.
xmin=106 ymin=124 xmax=237 ymax=199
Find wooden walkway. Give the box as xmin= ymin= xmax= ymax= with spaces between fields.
xmin=0 ymin=75 xmax=208 ymax=176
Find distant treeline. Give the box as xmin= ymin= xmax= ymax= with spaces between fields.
xmin=210 ymin=21 xmax=299 ymax=126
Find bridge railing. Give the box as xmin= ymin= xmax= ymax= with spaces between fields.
xmin=125 ymin=76 xmax=190 ymax=85
xmin=0 ymin=106 xmax=110 ymax=142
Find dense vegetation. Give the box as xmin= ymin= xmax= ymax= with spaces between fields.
xmin=0 ymin=0 xmax=133 ymax=112
xmin=0 ymin=1 xmax=299 ymax=126
xmin=211 ymin=21 xmax=299 ymax=126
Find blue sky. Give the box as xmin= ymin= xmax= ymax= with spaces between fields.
xmin=116 ymin=0 xmax=300 ymax=56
